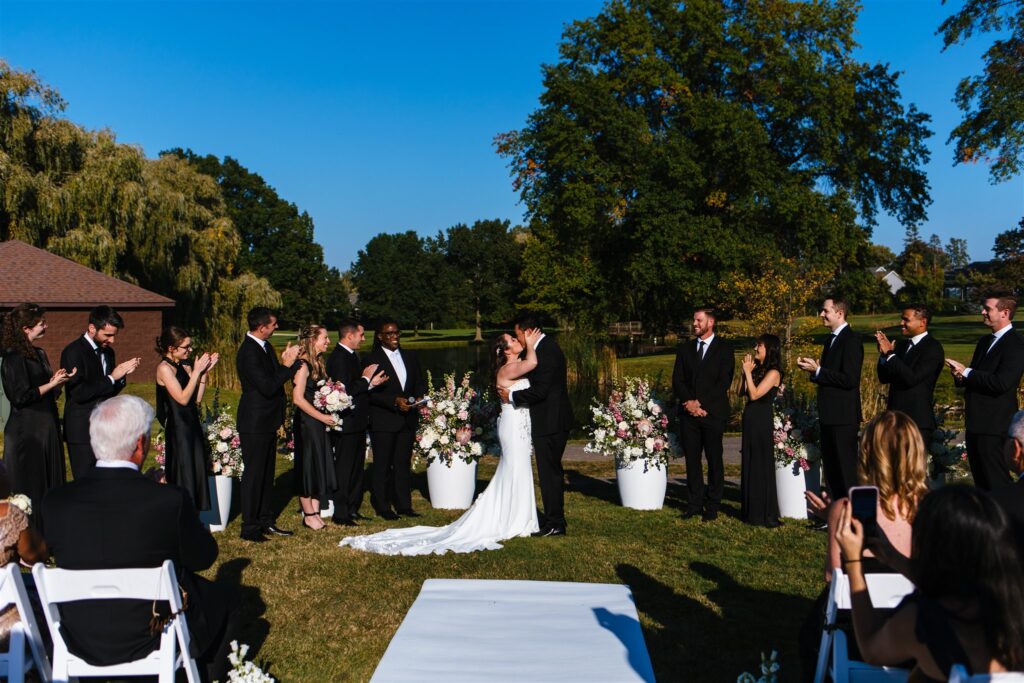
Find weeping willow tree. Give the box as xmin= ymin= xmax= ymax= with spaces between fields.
xmin=0 ymin=60 xmax=280 ymax=386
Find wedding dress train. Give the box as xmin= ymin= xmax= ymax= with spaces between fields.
xmin=339 ymin=379 xmax=539 ymax=555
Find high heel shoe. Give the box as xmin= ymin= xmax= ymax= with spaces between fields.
xmin=302 ymin=510 xmax=325 ymax=531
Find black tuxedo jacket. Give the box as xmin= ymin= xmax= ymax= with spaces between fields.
xmin=365 ymin=346 xmax=426 ymax=432
xmin=42 ymin=466 xmax=220 ymax=666
xmin=955 ymin=328 xmax=1024 ymax=435
xmin=671 ymin=336 xmax=734 ymax=421
xmin=236 ymin=335 xmax=299 ymax=434
xmin=877 ymin=333 xmax=944 ymax=432
xmin=812 ymin=325 xmax=864 ymax=426
xmin=325 ymin=343 xmax=371 ymax=434
xmin=511 ymin=335 xmax=574 ymax=436
xmin=60 ymin=335 xmax=125 ymax=443
xmin=991 ymin=476 xmax=1024 ymax=556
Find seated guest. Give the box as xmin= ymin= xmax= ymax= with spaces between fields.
xmin=43 ymin=395 xmax=237 ymax=682
xmin=836 ymin=485 xmax=1024 ymax=680
xmin=991 ymin=410 xmax=1024 ymax=553
xmin=0 ymin=460 xmax=47 ymax=646
xmin=808 ymin=410 xmax=929 ymax=581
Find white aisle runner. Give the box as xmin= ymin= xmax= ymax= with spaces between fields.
xmin=370 ymin=579 xmax=656 ymax=683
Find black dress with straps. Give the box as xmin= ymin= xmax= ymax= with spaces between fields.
xmin=292 ymin=360 xmax=336 ymax=506
xmin=740 ymin=383 xmax=781 ymax=526
xmin=156 ymin=358 xmax=211 ymax=510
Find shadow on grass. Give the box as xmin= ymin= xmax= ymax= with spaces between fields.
xmin=618 ymin=562 xmax=815 ymax=680
xmin=272 ymin=467 xmax=296 ymax=521
xmin=216 ymin=557 xmax=270 ymax=663
xmin=567 ymin=470 xmax=742 ymax=519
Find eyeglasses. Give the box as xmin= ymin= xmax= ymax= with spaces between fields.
xmin=177 ymin=344 xmax=193 ymax=351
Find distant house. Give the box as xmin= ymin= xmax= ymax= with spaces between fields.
xmin=870 ymin=266 xmax=906 ymax=296
xmin=944 ymin=260 xmax=997 ymax=301
xmin=0 ymin=240 xmax=175 ymax=382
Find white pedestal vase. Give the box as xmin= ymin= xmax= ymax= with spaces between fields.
xmin=774 ymin=460 xmax=808 ymax=519
xmin=320 ymin=500 xmax=335 ymax=518
xmin=615 ymin=460 xmax=668 ymax=510
xmin=426 ymin=457 xmax=478 ymax=510
xmin=200 ymin=475 xmax=234 ymax=532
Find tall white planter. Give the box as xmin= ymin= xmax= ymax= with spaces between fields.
xmin=426 ymin=457 xmax=478 ymax=510
xmin=775 ymin=461 xmax=807 ymax=519
xmin=616 ymin=460 xmax=668 ymax=510
xmin=200 ymin=475 xmax=234 ymax=532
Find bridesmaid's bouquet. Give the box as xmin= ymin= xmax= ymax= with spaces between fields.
xmin=152 ymin=430 xmax=167 ymax=468
xmin=929 ymin=405 xmax=969 ymax=480
xmin=204 ymin=410 xmax=244 ymax=478
xmin=415 ymin=371 xmax=487 ymax=467
xmin=584 ymin=376 xmax=674 ymax=470
xmin=313 ymin=379 xmax=352 ymax=432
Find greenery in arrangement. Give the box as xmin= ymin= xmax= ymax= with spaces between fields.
xmin=771 ymin=387 xmax=820 ymax=470
xmin=415 ymin=371 xmax=496 ymax=467
xmin=585 ymin=377 xmax=675 ymax=470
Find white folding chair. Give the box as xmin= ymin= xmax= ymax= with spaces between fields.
xmin=949 ymin=665 xmax=1024 ymax=682
xmin=813 ymin=567 xmax=915 ymax=683
xmin=0 ymin=562 xmax=51 ymax=682
xmin=33 ymin=559 xmax=201 ymax=683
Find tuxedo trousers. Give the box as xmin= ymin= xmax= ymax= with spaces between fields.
xmin=331 ymin=430 xmax=367 ymax=517
xmin=533 ymin=430 xmax=569 ymax=529
xmin=820 ymin=423 xmax=858 ymax=498
xmin=966 ymin=432 xmax=1013 ymax=491
xmin=67 ymin=440 xmax=97 ymax=480
xmin=369 ymin=428 xmax=414 ymax=513
xmin=679 ymin=414 xmax=725 ymax=513
xmin=239 ymin=431 xmax=277 ymax=535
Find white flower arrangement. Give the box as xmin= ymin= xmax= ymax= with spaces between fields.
xmin=772 ymin=385 xmax=819 ymax=470
xmin=415 ymin=371 xmax=491 ymax=468
xmin=312 ymin=379 xmax=352 ymax=431
xmin=584 ymin=377 xmax=675 ymax=470
xmin=219 ymin=640 xmax=275 ymax=682
xmin=203 ymin=410 xmax=244 ymax=478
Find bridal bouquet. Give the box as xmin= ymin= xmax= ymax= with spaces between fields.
xmin=313 ymin=379 xmax=352 ymax=431
xmin=204 ymin=410 xmax=244 ymax=478
xmin=416 ymin=371 xmax=487 ymax=468
xmin=930 ymin=405 xmax=969 ymax=480
xmin=584 ymin=376 xmax=674 ymax=470
xmin=772 ymin=386 xmax=819 ymax=470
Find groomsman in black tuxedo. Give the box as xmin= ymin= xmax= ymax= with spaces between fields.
xmin=60 ymin=306 xmax=140 ymax=479
xmin=236 ymin=307 xmax=301 ymax=542
xmin=365 ymin=319 xmax=426 ymax=520
xmin=325 ymin=318 xmax=385 ymax=526
xmin=991 ymin=411 xmax=1024 ymax=553
xmin=497 ymin=311 xmax=574 ymax=536
xmin=875 ymin=303 xmax=945 ymax=449
xmin=672 ymin=308 xmax=734 ymax=522
xmin=43 ymin=395 xmax=238 ymax=683
xmin=946 ymin=294 xmax=1024 ymax=490
xmin=797 ymin=296 xmax=863 ymax=499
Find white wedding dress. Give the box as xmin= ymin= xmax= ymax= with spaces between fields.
xmin=339 ymin=379 xmax=540 ymax=555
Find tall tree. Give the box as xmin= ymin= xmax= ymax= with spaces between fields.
xmin=990 ymin=218 xmax=1024 ymax=293
xmin=166 ymin=150 xmax=346 ymax=328
xmin=945 ymin=237 xmax=971 ymax=270
xmin=895 ymin=233 xmax=949 ymax=306
xmin=441 ymin=219 xmax=524 ymax=341
xmin=940 ymin=0 xmax=1024 ymax=183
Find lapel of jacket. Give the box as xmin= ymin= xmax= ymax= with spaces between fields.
xmin=375 ymin=348 xmax=401 ymax=393
xmin=81 ymin=336 xmax=104 ymax=377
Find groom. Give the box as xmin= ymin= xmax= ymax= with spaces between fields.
xmin=499 ymin=312 xmax=573 ymax=537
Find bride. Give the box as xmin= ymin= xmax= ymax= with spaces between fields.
xmin=339 ymin=329 xmax=542 ymax=555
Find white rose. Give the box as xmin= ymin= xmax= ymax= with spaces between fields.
xmin=632 ymin=409 xmax=642 ymax=419
xmin=217 ymin=442 xmax=229 ymax=453
xmin=645 ymin=437 xmax=656 ymax=452
xmin=617 ymin=421 xmax=628 ymax=431
xmin=470 ymin=442 xmax=482 ymax=456
xmin=429 ymin=448 xmax=439 ymax=460
xmin=594 ymin=428 xmax=606 ymax=442
xmin=439 ymin=434 xmax=450 ymax=445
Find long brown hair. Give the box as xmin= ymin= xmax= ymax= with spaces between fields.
xmin=858 ymin=411 xmax=929 ymax=522
xmin=297 ymin=325 xmax=327 ymax=381
xmin=490 ymin=333 xmax=513 ymax=393
xmin=1 ymin=303 xmax=44 ymax=359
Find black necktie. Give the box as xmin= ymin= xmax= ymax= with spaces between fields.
xmin=95 ymin=347 xmax=105 ymax=373
xmin=697 ymin=340 xmax=705 ymax=360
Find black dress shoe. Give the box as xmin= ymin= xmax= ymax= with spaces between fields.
xmin=352 ymin=512 xmax=370 ymax=521
xmin=701 ymin=510 xmax=718 ymax=522
xmin=240 ymin=532 xmax=268 ymax=543
xmin=531 ymin=527 xmax=552 ymax=537
xmin=764 ymin=520 xmax=783 ymax=529
xmin=378 ymin=511 xmax=400 ymax=521
xmin=808 ymin=520 xmax=828 ymax=532
xmin=397 ymin=509 xmax=421 ymax=518
xmin=681 ymin=510 xmax=701 ymax=520
xmin=543 ymin=527 xmax=566 ymax=537
xmin=332 ymin=516 xmax=357 ymax=527
xmin=263 ymin=525 xmax=294 ymax=537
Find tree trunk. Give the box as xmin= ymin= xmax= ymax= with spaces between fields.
xmin=474 ymin=308 xmax=483 ymax=342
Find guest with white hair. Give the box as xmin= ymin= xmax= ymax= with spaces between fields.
xmin=43 ymin=394 xmax=237 ymax=682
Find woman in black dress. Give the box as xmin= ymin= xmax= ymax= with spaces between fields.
xmin=291 ymin=324 xmax=337 ymax=531
xmin=155 ymin=326 xmax=218 ymax=510
xmin=1 ymin=303 xmax=74 ymax=531
xmin=739 ymin=333 xmax=783 ymax=527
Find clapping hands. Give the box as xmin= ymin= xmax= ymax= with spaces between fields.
xmin=741 ymin=354 xmax=755 ymax=374
xmin=111 ymin=357 xmax=141 ymax=381
xmin=362 ymin=363 xmax=389 ymax=387
xmin=874 ymin=330 xmax=895 ymax=355
xmin=281 ymin=341 xmax=300 ymax=366
xmin=795 ymin=356 xmax=819 ymax=373
xmin=49 ymin=367 xmax=77 ymax=386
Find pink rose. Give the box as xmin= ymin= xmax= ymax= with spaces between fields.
xmin=230 ymin=436 xmax=241 ymax=448
xmin=457 ymin=410 xmax=469 ymax=421
xmin=616 ymin=428 xmax=628 ymax=438
xmin=651 ymin=404 xmax=662 ymax=415
xmin=653 ymin=437 xmax=666 ymax=451
xmin=660 ymin=416 xmax=669 ymax=428
xmin=637 ymin=419 xmax=653 ymax=436
xmin=219 ymin=428 xmax=233 ymax=439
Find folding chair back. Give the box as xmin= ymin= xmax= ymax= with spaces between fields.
xmin=33 ymin=559 xmax=200 ymax=683
xmin=0 ymin=562 xmax=51 ymax=682
xmin=949 ymin=665 xmax=1024 ymax=682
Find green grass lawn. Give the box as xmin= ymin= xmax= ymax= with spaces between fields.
xmin=204 ymin=457 xmax=825 ymax=682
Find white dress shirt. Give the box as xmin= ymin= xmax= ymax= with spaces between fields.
xmin=884 ymin=331 xmax=928 ymax=363
xmin=385 ymin=347 xmax=407 ymax=391
xmin=95 ymin=460 xmax=139 ymax=471
xmin=84 ymin=333 xmax=115 ymax=383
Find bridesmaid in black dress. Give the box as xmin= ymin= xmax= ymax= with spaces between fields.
xmin=155 ymin=326 xmax=218 ymax=510
xmin=739 ymin=333 xmax=783 ymax=528
xmin=291 ymin=324 xmax=338 ymax=531
xmin=1 ymin=303 xmax=75 ymax=532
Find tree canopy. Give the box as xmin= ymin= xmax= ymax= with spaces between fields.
xmin=497 ymin=0 xmax=932 ymax=332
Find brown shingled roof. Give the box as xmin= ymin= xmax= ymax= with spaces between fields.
xmin=0 ymin=240 xmax=175 ymax=308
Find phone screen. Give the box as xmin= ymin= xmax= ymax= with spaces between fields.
xmin=849 ymin=486 xmax=879 ymax=536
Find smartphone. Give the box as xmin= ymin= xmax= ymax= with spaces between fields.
xmin=848 ymin=485 xmax=879 ymax=537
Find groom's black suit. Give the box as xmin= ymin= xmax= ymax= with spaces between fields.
xmin=511 ymin=334 xmax=573 ymax=531
xmin=877 ymin=332 xmax=944 ymax=448
xmin=326 ymin=343 xmax=371 ymax=519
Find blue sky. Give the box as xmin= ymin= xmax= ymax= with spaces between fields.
xmin=2 ymin=0 xmax=1021 ymax=271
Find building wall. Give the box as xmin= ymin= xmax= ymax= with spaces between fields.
xmin=31 ymin=308 xmax=168 ymax=384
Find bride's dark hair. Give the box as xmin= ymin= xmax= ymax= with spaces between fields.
xmin=491 ymin=333 xmax=513 ymax=393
